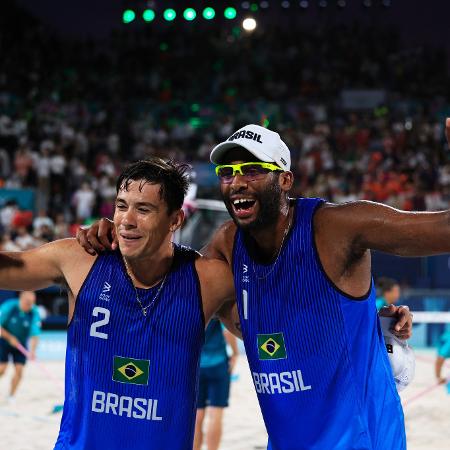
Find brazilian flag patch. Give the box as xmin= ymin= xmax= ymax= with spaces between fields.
xmin=257 ymin=333 xmax=287 ymax=360
xmin=113 ymin=356 xmax=150 ymax=385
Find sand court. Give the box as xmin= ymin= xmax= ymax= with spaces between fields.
xmin=0 ymin=350 xmax=448 ymax=450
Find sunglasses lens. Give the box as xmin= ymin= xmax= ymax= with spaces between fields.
xmin=217 ymin=166 xmax=235 ymax=182
xmin=241 ymin=164 xmax=270 ymax=178
xmin=217 ymin=163 xmax=279 ymax=183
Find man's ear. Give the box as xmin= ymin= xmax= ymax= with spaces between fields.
xmin=279 ymin=171 xmax=294 ymax=192
xmin=170 ymin=208 xmax=185 ymax=232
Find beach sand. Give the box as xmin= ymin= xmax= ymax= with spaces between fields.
xmin=0 ymin=350 xmax=448 ymax=449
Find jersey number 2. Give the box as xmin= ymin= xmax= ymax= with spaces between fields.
xmin=90 ymin=307 xmax=110 ymax=340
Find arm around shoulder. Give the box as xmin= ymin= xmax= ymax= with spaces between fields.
xmin=195 ymin=256 xmax=236 ymax=324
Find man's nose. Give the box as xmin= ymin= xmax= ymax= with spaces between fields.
xmin=230 ymin=172 xmax=248 ymax=190
xmin=121 ymin=209 xmax=137 ymax=227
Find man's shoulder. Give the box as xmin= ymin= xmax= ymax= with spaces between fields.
xmin=44 ymin=238 xmax=97 ymax=261
xmin=211 ymin=220 xmax=237 ymax=252
xmin=216 ymin=219 xmax=238 ymax=240
xmin=0 ymin=299 xmax=19 ymax=312
xmin=313 ymin=200 xmax=366 ymax=227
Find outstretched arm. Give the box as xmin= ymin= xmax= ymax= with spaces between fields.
xmin=0 ymin=240 xmax=68 ymax=291
xmin=0 ymin=238 xmax=93 ymax=293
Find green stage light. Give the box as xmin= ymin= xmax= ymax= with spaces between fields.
xmin=203 ymin=7 xmax=216 ymax=20
xmin=163 ymin=9 xmax=176 ymax=21
xmin=122 ymin=9 xmax=136 ymax=24
xmin=251 ymin=3 xmax=259 ymax=12
xmin=224 ymin=7 xmax=237 ymax=19
xmin=143 ymin=9 xmax=155 ymax=22
xmin=184 ymin=8 xmax=197 ymax=21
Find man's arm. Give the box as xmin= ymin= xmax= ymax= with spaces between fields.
xmin=315 ymin=201 xmax=450 ymax=300
xmin=0 ymin=238 xmax=96 ymax=296
xmin=224 ymin=328 xmax=239 ymax=373
xmin=0 ymin=327 xmax=20 ymax=348
xmin=327 ymin=117 xmax=450 ymax=260
xmin=318 ymin=201 xmax=450 ymax=259
xmin=195 ymin=256 xmax=236 ymax=325
xmin=216 ymin=299 xmax=242 ymax=339
xmin=29 ymin=336 xmax=39 ymax=360
xmin=0 ymin=240 xmax=70 ymax=291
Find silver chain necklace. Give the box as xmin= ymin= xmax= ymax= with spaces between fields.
xmin=252 ymin=211 xmax=293 ymax=280
xmin=122 ymin=256 xmax=168 ymax=317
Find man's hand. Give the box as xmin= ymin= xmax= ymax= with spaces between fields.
xmin=76 ymin=218 xmax=117 ymax=255
xmin=378 ymin=304 xmax=412 ymax=340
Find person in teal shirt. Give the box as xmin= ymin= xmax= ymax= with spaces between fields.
xmin=194 ymin=318 xmax=238 ymax=450
xmin=0 ymin=291 xmax=41 ymax=402
xmin=376 ymin=277 xmax=401 ymax=311
xmin=435 ymin=330 xmax=450 ymax=384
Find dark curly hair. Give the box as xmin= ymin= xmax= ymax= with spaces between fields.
xmin=116 ymin=158 xmax=191 ymax=214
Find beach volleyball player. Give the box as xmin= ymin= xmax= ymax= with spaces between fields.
xmin=79 ymin=122 xmax=431 ymax=449
xmin=0 ymin=158 xmax=238 ymax=449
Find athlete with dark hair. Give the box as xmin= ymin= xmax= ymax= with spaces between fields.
xmin=77 ymin=119 xmax=433 ymax=448
xmin=0 ymin=158 xmax=235 ymax=450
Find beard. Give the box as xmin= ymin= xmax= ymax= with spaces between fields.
xmin=222 ymin=181 xmax=283 ymax=231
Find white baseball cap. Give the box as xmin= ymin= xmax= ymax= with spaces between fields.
xmin=210 ymin=124 xmax=291 ymax=171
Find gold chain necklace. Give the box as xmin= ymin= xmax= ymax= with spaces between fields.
xmin=122 ymin=256 xmax=168 ymax=317
xmin=251 ymin=211 xmax=293 ymax=280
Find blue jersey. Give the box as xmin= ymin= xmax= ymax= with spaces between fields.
xmin=232 ymin=198 xmax=405 ymax=450
xmin=55 ymin=245 xmax=205 ymax=450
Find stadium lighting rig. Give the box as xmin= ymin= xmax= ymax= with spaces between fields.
xmin=121 ymin=1 xmax=393 ymax=25
xmin=121 ymin=5 xmax=239 ymax=24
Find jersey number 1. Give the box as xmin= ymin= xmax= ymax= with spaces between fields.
xmin=90 ymin=307 xmax=110 ymax=339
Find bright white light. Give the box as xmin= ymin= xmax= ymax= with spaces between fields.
xmin=242 ymin=17 xmax=257 ymax=31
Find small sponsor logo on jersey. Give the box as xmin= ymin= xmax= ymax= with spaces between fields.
xmin=242 ymin=264 xmax=249 ymax=283
xmin=257 ymin=333 xmax=287 ymax=360
xmin=113 ymin=356 xmax=149 ymax=385
xmin=99 ymin=281 xmax=111 ymax=301
xmin=386 ymin=343 xmax=393 ymax=354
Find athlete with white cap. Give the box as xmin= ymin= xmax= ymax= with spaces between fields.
xmin=78 ymin=122 xmax=423 ymax=449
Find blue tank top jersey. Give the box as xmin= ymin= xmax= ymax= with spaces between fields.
xmin=232 ymin=198 xmax=406 ymax=450
xmin=55 ymin=245 xmax=205 ymax=450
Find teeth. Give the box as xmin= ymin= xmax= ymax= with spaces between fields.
xmin=232 ymin=199 xmax=254 ymax=205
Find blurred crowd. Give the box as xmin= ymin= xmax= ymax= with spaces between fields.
xmin=1 ymin=1 xmax=450 ymax=252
